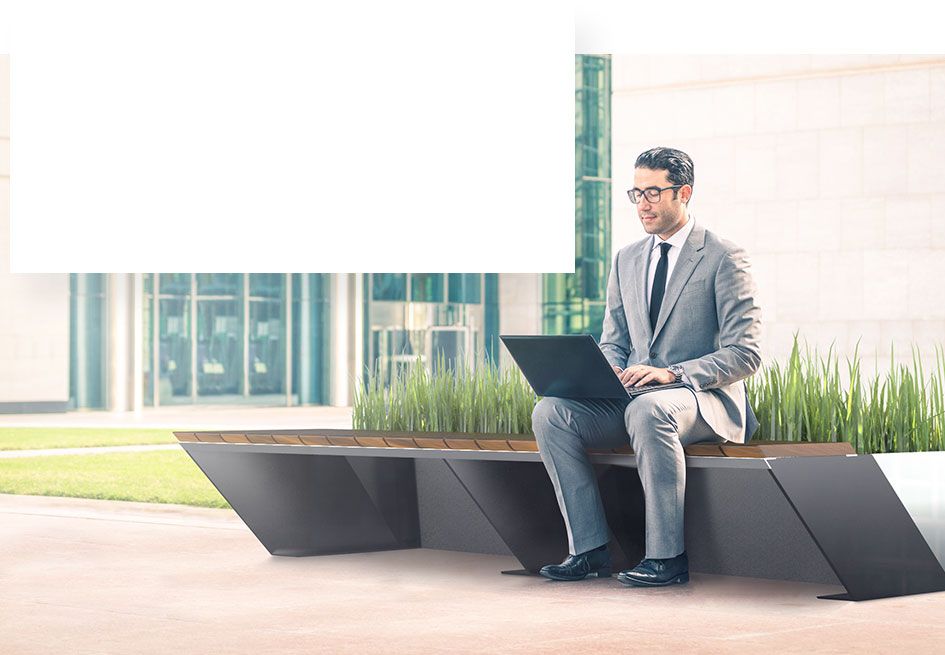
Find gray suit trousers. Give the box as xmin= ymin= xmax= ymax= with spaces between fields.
xmin=531 ymin=389 xmax=724 ymax=559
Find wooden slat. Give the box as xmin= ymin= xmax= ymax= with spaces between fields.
xmin=272 ymin=435 xmax=303 ymax=445
xmin=444 ymin=438 xmax=480 ymax=450
xmin=722 ymin=442 xmax=855 ymax=458
xmin=720 ymin=444 xmax=773 ymax=459
xmin=415 ymin=438 xmax=449 ymax=449
xmin=509 ymin=440 xmax=539 ymax=452
xmin=326 ymin=436 xmax=359 ymax=447
xmin=246 ymin=434 xmax=276 ymax=444
xmin=195 ymin=433 xmax=225 ymax=443
xmin=220 ymin=433 xmax=250 ymax=444
xmin=385 ymin=437 xmax=418 ymax=448
xmin=684 ymin=444 xmax=725 ymax=457
xmin=173 ymin=432 xmax=200 ymax=442
xmin=354 ymin=436 xmax=389 ymax=448
xmin=476 ymin=439 xmax=513 ymax=451
xmin=299 ymin=435 xmax=331 ymax=446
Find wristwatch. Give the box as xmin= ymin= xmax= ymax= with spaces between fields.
xmin=667 ymin=364 xmax=684 ymax=383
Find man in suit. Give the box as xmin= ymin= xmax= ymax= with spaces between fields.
xmin=531 ymin=146 xmax=762 ymax=587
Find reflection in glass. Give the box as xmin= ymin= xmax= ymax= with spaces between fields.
xmin=372 ymin=274 xmax=407 ymax=301
xmin=197 ymin=299 xmax=242 ymax=395
xmin=160 ymin=297 xmax=191 ymax=398
xmin=159 ymin=273 xmax=191 ymax=295
xmin=250 ymin=274 xmax=284 ymax=394
xmin=430 ymin=327 xmax=468 ymax=373
xmin=411 ymin=274 xmax=444 ymax=303
xmin=448 ymin=273 xmax=481 ymax=304
xmin=143 ymin=272 xmax=332 ymax=406
xmin=250 ymin=273 xmax=284 ymax=298
xmin=371 ymin=327 xmax=425 ymax=386
xmin=197 ymin=273 xmax=241 ymax=295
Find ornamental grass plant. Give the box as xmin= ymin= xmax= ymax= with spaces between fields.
xmin=352 ymin=350 xmax=536 ymax=435
xmin=353 ymin=334 xmax=945 ymax=454
xmin=746 ymin=334 xmax=945 ymax=454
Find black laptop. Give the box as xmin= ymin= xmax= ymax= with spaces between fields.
xmin=500 ymin=334 xmax=686 ymax=399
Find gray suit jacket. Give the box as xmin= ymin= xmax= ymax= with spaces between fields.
xmin=599 ymin=219 xmax=762 ymax=443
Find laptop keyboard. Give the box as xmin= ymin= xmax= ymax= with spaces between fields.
xmin=625 ymin=381 xmax=687 ymax=397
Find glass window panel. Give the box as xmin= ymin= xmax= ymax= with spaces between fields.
xmin=431 ymin=328 xmax=466 ymax=373
xmin=196 ymin=299 xmax=242 ymax=395
xmin=484 ymin=273 xmax=499 ymax=365
xmin=372 ymin=274 xmax=407 ymax=301
xmin=250 ymin=273 xmax=284 ymax=299
xmin=410 ymin=273 xmax=443 ymax=303
xmin=250 ymin=298 xmax=284 ymax=394
xmin=159 ymin=297 xmax=191 ymax=398
xmin=197 ymin=273 xmax=241 ymax=296
xmin=448 ymin=273 xmax=481 ymax=304
xmin=159 ymin=273 xmax=191 ymax=296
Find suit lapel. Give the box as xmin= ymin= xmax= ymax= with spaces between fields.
xmin=650 ymin=221 xmax=707 ymax=345
xmin=633 ymin=237 xmax=653 ymax=345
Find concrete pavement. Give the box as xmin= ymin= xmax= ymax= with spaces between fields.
xmin=0 ymin=404 xmax=354 ymax=430
xmin=2 ymin=493 xmax=945 ymax=654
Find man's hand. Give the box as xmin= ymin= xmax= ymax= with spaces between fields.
xmin=611 ymin=364 xmax=675 ymax=388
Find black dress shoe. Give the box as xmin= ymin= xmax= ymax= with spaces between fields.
xmin=539 ymin=545 xmax=612 ymax=581
xmin=617 ymin=551 xmax=689 ymax=587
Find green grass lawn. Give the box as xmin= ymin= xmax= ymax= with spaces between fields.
xmin=0 ymin=427 xmax=176 ymax=451
xmin=0 ymin=450 xmax=229 ymax=508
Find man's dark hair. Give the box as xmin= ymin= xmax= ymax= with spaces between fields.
xmin=635 ymin=147 xmax=694 ymax=188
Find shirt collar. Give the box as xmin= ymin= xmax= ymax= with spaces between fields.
xmin=650 ymin=215 xmax=695 ymax=253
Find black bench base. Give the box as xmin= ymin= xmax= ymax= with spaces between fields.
xmin=181 ymin=443 xmax=945 ymax=601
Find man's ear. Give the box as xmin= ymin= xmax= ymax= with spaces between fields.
xmin=680 ymin=184 xmax=693 ymax=204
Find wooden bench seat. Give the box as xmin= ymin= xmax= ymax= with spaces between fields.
xmin=173 ymin=428 xmax=856 ymax=458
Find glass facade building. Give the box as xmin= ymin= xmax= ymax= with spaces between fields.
xmin=139 ymin=273 xmax=332 ymax=406
xmin=364 ymin=273 xmax=500 ymax=387
xmin=69 ymin=272 xmax=498 ymax=408
xmin=542 ymin=55 xmax=612 ymax=337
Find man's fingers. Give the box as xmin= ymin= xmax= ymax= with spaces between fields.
xmin=635 ymin=371 xmax=657 ymax=387
xmin=624 ymin=367 xmax=647 ymax=386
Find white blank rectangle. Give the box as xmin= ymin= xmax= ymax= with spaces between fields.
xmin=10 ymin=1 xmax=575 ymax=273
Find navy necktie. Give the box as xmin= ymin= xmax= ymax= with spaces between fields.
xmin=649 ymin=242 xmax=672 ymax=331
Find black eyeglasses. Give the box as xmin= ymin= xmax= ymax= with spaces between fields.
xmin=627 ymin=185 xmax=683 ymax=204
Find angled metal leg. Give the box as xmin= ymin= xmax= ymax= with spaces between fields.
xmin=769 ymin=454 xmax=945 ymax=601
xmin=444 ymin=459 xmax=569 ymax=574
xmin=183 ymin=444 xmax=419 ymax=556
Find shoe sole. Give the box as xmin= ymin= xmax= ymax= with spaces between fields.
xmin=539 ymin=569 xmax=613 ymax=581
xmin=617 ymin=572 xmax=689 ymax=587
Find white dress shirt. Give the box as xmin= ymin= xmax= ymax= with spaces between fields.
xmin=646 ymin=216 xmax=695 ymax=304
